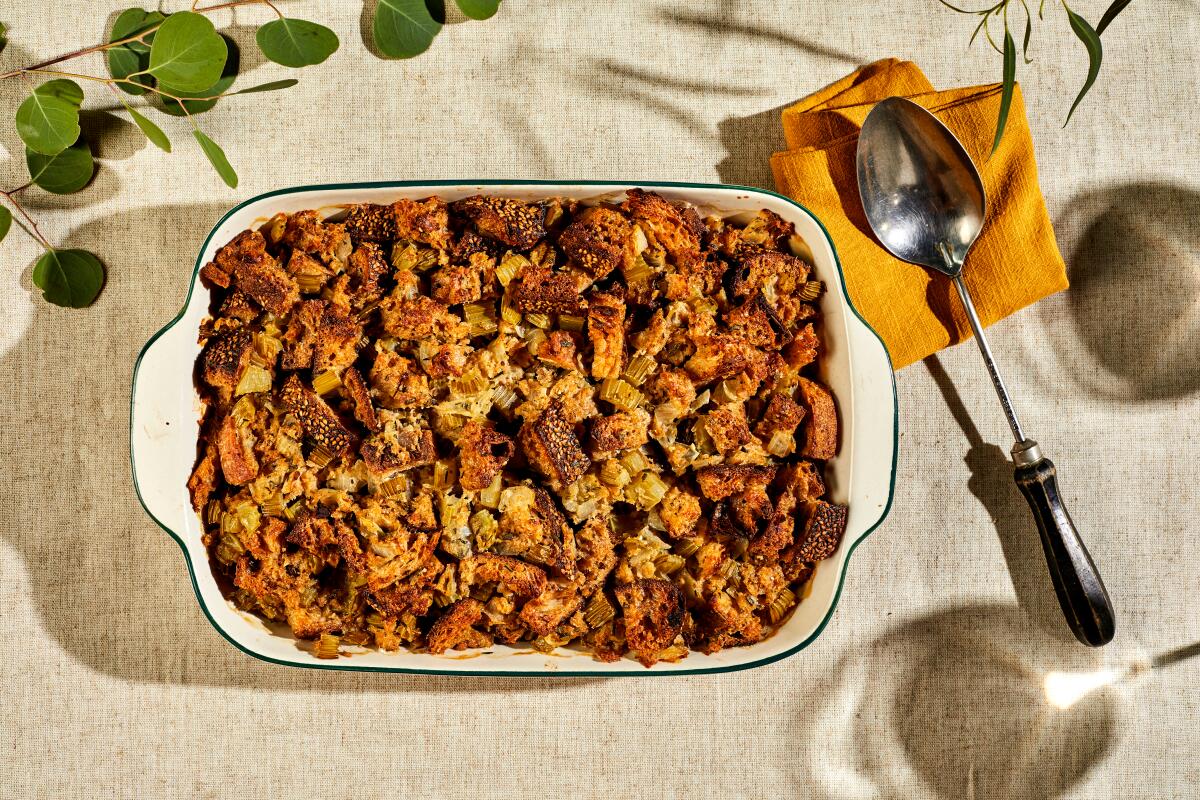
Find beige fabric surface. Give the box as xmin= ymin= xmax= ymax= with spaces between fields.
xmin=2 ymin=2 xmax=1199 ymax=798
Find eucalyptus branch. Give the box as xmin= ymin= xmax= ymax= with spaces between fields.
xmin=0 ymin=0 xmax=279 ymax=81
xmin=0 ymin=0 xmax=504 ymax=307
xmin=940 ymin=0 xmax=1135 ymax=152
xmin=0 ymin=186 xmax=53 ymax=250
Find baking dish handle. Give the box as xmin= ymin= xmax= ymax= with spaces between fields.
xmin=845 ymin=311 xmax=898 ymax=545
xmin=130 ymin=315 xmax=197 ymax=542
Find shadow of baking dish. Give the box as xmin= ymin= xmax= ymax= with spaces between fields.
xmin=1051 ymin=182 xmax=1200 ymax=402
xmin=802 ymin=605 xmax=1123 ymax=800
xmin=0 ymin=201 xmax=603 ymax=692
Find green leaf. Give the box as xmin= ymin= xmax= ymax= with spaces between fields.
xmin=232 ymin=79 xmax=300 ymax=94
xmin=148 ymin=12 xmax=228 ymax=93
xmin=374 ymin=0 xmax=442 ymax=59
xmin=1 ymin=23 xmax=9 ymax=57
xmin=1064 ymin=4 xmax=1103 ymax=125
xmin=125 ymin=105 xmax=171 ymax=152
xmin=455 ymin=0 xmax=500 ymax=20
xmin=108 ymin=8 xmax=165 ymax=96
xmin=1096 ymin=0 xmax=1133 ymax=35
xmin=34 ymin=79 xmax=85 ymax=105
xmin=157 ymin=35 xmax=238 ymax=117
xmin=32 ymin=248 xmax=105 ymax=307
xmin=991 ymin=27 xmax=1016 ymax=154
xmin=1022 ymin=8 xmax=1033 ymax=63
xmin=15 ymin=80 xmax=84 ymax=155
xmin=255 ymin=18 xmax=339 ymax=68
xmin=26 ymin=139 xmax=95 ymax=194
xmin=194 ymin=129 xmax=238 ymax=188
xmin=0 ymin=206 xmax=11 ymax=243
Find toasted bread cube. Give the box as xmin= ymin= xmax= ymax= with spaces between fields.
xmin=460 ymin=553 xmax=547 ymax=597
xmin=201 ymin=328 xmax=254 ymax=402
xmin=587 ymin=289 xmax=625 ymax=379
xmin=796 ymin=377 xmax=838 ymax=460
xmin=694 ymin=464 xmax=775 ymax=502
xmin=427 ymin=598 xmax=486 ymax=654
xmin=344 ymin=203 xmax=396 ymax=242
xmin=216 ymin=413 xmax=258 ymax=485
xmin=360 ymin=426 xmax=435 ymax=477
xmin=794 ymin=500 xmax=848 ymax=561
xmin=519 ymin=581 xmax=583 ymax=637
xmin=458 ymin=421 xmax=514 ymax=491
xmin=614 ymin=579 xmax=685 ymax=666
xmin=392 ymin=197 xmax=451 ymax=248
xmin=342 ymin=366 xmax=380 ymax=433
xmin=588 ymin=410 xmax=649 ymax=457
xmin=279 ymin=374 xmax=357 ymax=456
xmin=511 ymin=266 xmax=589 ymax=315
xmin=451 ymin=195 xmax=545 ymax=249
xmin=658 ymin=486 xmax=701 ymax=539
xmin=559 ymin=205 xmax=632 ymax=278
xmin=520 ymin=401 xmax=590 ymax=490
xmin=705 ymin=404 xmax=751 ymax=454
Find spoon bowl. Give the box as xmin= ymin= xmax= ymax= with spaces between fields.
xmin=856 ymin=96 xmax=986 ymax=276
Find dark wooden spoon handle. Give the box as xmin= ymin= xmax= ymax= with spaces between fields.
xmin=1014 ymin=450 xmax=1115 ymax=647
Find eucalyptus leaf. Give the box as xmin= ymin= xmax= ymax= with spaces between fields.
xmin=148 ymin=12 xmax=228 ymax=93
xmin=256 ymin=18 xmax=339 ymax=67
xmin=992 ymin=27 xmax=1016 ymax=154
xmin=0 ymin=206 xmax=11 ymax=243
xmin=455 ymin=0 xmax=500 ymax=20
xmin=125 ymin=105 xmax=171 ymax=152
xmin=1064 ymin=4 xmax=1102 ymax=125
xmin=108 ymin=8 xmax=165 ymax=95
xmin=194 ymin=129 xmax=238 ymax=188
xmin=157 ymin=35 xmax=239 ymax=117
xmin=15 ymin=80 xmax=84 ymax=156
xmin=1096 ymin=0 xmax=1133 ymax=35
xmin=0 ymin=22 xmax=7 ymax=56
xmin=232 ymin=79 xmax=300 ymax=95
xmin=34 ymin=79 xmax=85 ymax=106
xmin=374 ymin=0 xmax=442 ymax=59
xmin=26 ymin=139 xmax=95 ymax=195
xmin=32 ymin=248 xmax=105 ymax=308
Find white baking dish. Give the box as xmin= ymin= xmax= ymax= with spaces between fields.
xmin=130 ymin=181 xmax=897 ymax=675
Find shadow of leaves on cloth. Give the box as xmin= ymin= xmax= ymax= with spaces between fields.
xmin=0 ymin=201 xmax=602 ymax=693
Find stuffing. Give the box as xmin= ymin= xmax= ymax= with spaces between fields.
xmin=191 ymin=191 xmax=843 ymax=666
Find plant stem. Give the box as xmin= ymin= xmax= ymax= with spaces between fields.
xmin=0 ymin=28 xmax=161 ymax=81
xmin=191 ymin=0 xmax=280 ymax=17
xmin=0 ymin=188 xmax=53 ymax=250
xmin=0 ymin=0 xmax=275 ymax=82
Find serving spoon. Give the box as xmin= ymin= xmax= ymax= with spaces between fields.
xmin=855 ymin=96 xmax=1115 ymax=647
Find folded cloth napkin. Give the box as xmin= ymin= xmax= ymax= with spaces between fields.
xmin=770 ymin=59 xmax=1068 ymax=369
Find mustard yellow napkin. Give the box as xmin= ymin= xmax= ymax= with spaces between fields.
xmin=770 ymin=59 xmax=1068 ymax=369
